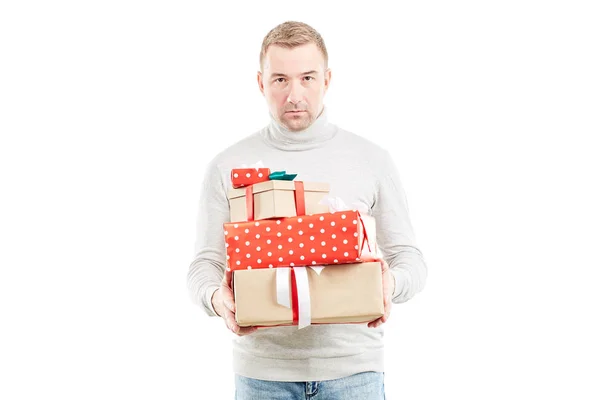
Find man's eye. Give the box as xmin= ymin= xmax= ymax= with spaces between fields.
xmin=275 ymin=78 xmax=286 ymax=83
xmin=304 ymin=76 xmax=314 ymax=81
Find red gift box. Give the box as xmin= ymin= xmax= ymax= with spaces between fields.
xmin=231 ymin=168 xmax=271 ymax=188
xmin=223 ymin=210 xmax=378 ymax=271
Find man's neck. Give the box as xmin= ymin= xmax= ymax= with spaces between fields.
xmin=261 ymin=106 xmax=337 ymax=151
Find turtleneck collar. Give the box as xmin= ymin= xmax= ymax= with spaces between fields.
xmin=261 ymin=106 xmax=338 ymax=151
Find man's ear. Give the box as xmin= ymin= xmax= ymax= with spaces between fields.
xmin=324 ymin=68 xmax=332 ymax=92
xmin=257 ymin=71 xmax=265 ymax=96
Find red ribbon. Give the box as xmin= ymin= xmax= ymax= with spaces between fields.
xmin=359 ymin=214 xmax=373 ymax=254
xmin=245 ymin=186 xmax=254 ymax=221
xmin=291 ymin=268 xmax=299 ymax=324
xmin=293 ymin=181 xmax=306 ymax=216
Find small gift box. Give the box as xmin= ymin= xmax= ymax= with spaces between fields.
xmin=223 ymin=210 xmax=378 ymax=270
xmin=233 ymin=261 xmax=384 ymax=328
xmin=231 ymin=168 xmax=271 ymax=188
xmin=227 ymin=180 xmax=330 ymax=223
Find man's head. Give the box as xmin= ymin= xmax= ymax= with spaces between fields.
xmin=257 ymin=21 xmax=331 ymax=132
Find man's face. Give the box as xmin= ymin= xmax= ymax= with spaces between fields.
xmin=258 ymin=43 xmax=331 ymax=132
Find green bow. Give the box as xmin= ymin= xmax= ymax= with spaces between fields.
xmin=269 ymin=171 xmax=297 ymax=181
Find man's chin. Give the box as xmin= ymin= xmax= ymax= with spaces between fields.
xmin=281 ymin=114 xmax=311 ymax=132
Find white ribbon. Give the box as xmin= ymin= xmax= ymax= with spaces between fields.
xmin=276 ymin=266 xmax=323 ymax=329
xmin=276 ymin=267 xmax=291 ymax=308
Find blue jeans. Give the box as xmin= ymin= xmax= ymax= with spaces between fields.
xmin=235 ymin=371 xmax=385 ymax=399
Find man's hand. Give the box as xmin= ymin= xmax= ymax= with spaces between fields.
xmin=211 ymin=267 xmax=258 ymax=336
xmin=368 ymin=260 xmax=395 ymax=328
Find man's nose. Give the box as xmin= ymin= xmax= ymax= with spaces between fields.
xmin=286 ymin=80 xmax=304 ymax=104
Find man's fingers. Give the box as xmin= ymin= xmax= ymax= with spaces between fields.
xmin=223 ymin=310 xmax=239 ymax=331
xmin=224 ymin=313 xmax=257 ymax=336
xmin=221 ymin=301 xmax=258 ymax=335
xmin=369 ymin=294 xmax=392 ymax=328
xmin=220 ymin=285 xmax=236 ymax=313
xmin=220 ymin=268 xmax=236 ymax=312
xmin=228 ymin=317 xmax=258 ymax=336
xmin=218 ymin=273 xmax=256 ymax=336
xmin=382 ymin=292 xmax=392 ymax=323
xmin=382 ymin=307 xmax=391 ymax=323
xmin=368 ymin=317 xmax=383 ymax=328
xmin=222 ymin=267 xmax=233 ymax=286
xmin=368 ymin=261 xmax=390 ymax=328
xmin=236 ymin=326 xmax=258 ymax=336
xmin=380 ymin=259 xmax=389 ymax=272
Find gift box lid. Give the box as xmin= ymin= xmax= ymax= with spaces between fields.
xmin=227 ymin=180 xmax=330 ymax=200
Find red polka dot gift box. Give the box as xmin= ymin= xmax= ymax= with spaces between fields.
xmin=230 ymin=168 xmax=271 ymax=188
xmin=227 ymin=180 xmax=330 ymax=223
xmin=223 ymin=210 xmax=379 ymax=271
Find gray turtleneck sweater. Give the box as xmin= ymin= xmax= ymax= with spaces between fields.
xmin=187 ymin=107 xmax=427 ymax=381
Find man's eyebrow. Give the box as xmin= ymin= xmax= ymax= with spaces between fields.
xmin=270 ymin=70 xmax=319 ymax=78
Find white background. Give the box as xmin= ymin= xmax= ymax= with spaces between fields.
xmin=1 ymin=1 xmax=599 ymax=399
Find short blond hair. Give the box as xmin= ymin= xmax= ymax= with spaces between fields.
xmin=259 ymin=21 xmax=329 ymax=71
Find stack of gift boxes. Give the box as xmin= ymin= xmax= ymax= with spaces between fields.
xmin=223 ymin=165 xmax=384 ymax=329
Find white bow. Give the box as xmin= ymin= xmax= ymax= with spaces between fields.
xmin=238 ymin=160 xmax=265 ymax=171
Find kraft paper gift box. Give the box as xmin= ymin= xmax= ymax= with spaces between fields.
xmin=227 ymin=180 xmax=330 ymax=223
xmin=224 ymin=210 xmax=379 ymax=270
xmin=233 ymin=261 xmax=384 ymax=327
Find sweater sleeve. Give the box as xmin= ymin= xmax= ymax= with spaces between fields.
xmin=372 ymin=150 xmax=428 ymax=304
xmin=187 ymin=159 xmax=230 ymax=316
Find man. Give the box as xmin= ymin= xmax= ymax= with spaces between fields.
xmin=187 ymin=21 xmax=427 ymax=399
